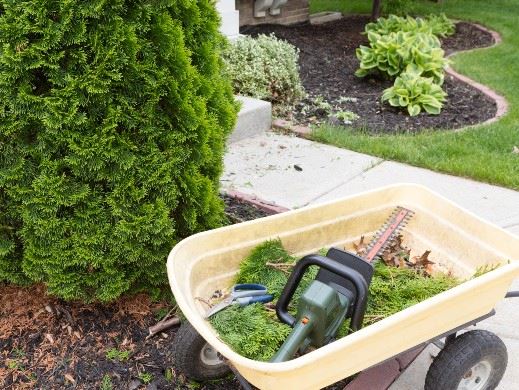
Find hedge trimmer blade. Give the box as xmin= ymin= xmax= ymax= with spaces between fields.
xmin=364 ymin=207 xmax=414 ymax=263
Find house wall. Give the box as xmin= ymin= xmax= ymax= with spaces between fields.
xmin=216 ymin=0 xmax=240 ymax=39
xmin=236 ymin=0 xmax=310 ymax=27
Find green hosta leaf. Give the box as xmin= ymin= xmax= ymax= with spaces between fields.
xmin=422 ymin=103 xmax=441 ymax=115
xmin=404 ymin=63 xmax=424 ymax=78
xmin=387 ymin=66 xmax=400 ymax=76
xmin=355 ymin=68 xmax=370 ymax=78
xmin=407 ymin=104 xmax=421 ymax=116
xmin=399 ymin=96 xmax=409 ymax=106
xmin=395 ymin=88 xmax=409 ymax=96
xmin=389 ymin=97 xmax=401 ymax=107
xmin=382 ymin=87 xmax=396 ymax=101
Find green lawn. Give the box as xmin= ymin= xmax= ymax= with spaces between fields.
xmin=309 ymin=0 xmax=519 ymax=189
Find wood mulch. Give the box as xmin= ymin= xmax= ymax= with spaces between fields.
xmin=242 ymin=16 xmax=497 ymax=133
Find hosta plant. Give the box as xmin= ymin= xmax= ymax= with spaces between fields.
xmin=382 ymin=65 xmax=448 ymax=116
xmin=424 ymin=14 xmax=456 ymax=37
xmin=355 ymin=30 xmax=448 ymax=84
xmin=365 ymin=14 xmax=455 ymax=38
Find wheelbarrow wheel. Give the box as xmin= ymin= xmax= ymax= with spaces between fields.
xmin=425 ymin=330 xmax=507 ymax=390
xmin=172 ymin=321 xmax=231 ymax=381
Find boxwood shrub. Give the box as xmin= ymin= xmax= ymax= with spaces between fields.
xmin=0 ymin=0 xmax=237 ymax=301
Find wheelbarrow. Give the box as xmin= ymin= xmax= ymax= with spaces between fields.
xmin=166 ymin=184 xmax=519 ymax=389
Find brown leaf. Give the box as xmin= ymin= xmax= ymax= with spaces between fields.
xmin=45 ymin=333 xmax=54 ymax=344
xmin=411 ymin=250 xmax=435 ymax=275
xmin=64 ymin=374 xmax=75 ymax=384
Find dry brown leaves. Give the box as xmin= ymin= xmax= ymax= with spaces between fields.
xmin=354 ymin=235 xmax=435 ymax=275
xmin=352 ymin=236 xmax=368 ymax=258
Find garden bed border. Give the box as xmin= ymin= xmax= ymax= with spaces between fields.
xmin=223 ymin=190 xmax=291 ymax=214
xmin=271 ymin=20 xmax=507 ymax=136
xmin=445 ymin=22 xmax=508 ymax=128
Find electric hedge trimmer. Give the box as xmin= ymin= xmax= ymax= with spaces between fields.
xmin=271 ymin=207 xmax=414 ymax=362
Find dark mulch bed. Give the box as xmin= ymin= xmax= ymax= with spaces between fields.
xmin=242 ymin=16 xmax=497 ymax=133
xmin=223 ymin=193 xmax=270 ymax=223
xmin=0 ymin=197 xmax=351 ymax=389
xmin=442 ymin=21 xmax=495 ymax=55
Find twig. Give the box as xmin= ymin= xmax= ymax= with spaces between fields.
xmin=158 ymin=307 xmax=177 ymax=323
xmin=146 ymin=317 xmax=180 ymax=340
xmin=266 ymin=260 xmax=294 ymax=274
xmin=195 ymin=297 xmax=213 ymax=308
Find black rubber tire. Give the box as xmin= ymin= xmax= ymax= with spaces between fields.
xmin=172 ymin=321 xmax=231 ymax=381
xmin=425 ymin=330 xmax=507 ymax=390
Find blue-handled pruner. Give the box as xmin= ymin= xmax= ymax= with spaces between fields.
xmin=205 ymin=283 xmax=273 ymax=318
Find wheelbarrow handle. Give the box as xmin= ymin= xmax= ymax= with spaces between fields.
xmin=275 ymin=254 xmax=369 ymax=331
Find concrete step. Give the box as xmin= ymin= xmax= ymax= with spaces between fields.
xmin=228 ymin=96 xmax=272 ymax=144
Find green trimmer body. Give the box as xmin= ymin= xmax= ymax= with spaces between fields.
xmin=271 ymin=249 xmax=373 ymax=362
xmin=271 ymin=280 xmax=350 ymax=362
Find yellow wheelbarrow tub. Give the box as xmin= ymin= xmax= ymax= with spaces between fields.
xmin=167 ymin=184 xmax=519 ymax=389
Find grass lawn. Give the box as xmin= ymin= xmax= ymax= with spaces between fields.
xmin=309 ymin=0 xmax=519 ymax=190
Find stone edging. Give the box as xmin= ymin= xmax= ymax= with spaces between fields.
xmin=272 ymin=22 xmax=507 ymax=137
xmin=446 ymin=23 xmax=508 ymax=127
xmin=272 ymin=118 xmax=312 ymax=138
xmin=224 ymin=190 xmax=290 ymax=214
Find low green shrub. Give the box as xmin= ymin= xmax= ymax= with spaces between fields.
xmin=222 ymin=34 xmax=305 ymax=107
xmin=382 ymin=65 xmax=448 ymax=116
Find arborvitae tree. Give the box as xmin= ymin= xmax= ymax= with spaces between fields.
xmin=0 ymin=0 xmax=237 ymax=301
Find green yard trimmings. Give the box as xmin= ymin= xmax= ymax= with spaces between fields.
xmin=209 ymin=239 xmax=460 ymax=361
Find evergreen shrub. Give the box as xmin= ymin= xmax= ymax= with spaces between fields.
xmin=222 ymin=34 xmax=305 ymax=108
xmin=0 ymin=0 xmax=237 ymax=301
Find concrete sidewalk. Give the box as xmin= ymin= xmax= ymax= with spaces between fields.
xmin=222 ymin=131 xmax=519 ymax=389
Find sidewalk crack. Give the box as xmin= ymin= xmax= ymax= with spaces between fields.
xmin=301 ymin=159 xmax=385 ymax=207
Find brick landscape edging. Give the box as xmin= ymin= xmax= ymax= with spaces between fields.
xmin=224 ymin=190 xmax=290 ymax=214
xmin=272 ymin=22 xmax=508 ymax=138
xmin=446 ymin=23 xmax=508 ymax=127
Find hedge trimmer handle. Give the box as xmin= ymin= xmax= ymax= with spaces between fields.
xmin=275 ymin=254 xmax=369 ymax=331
